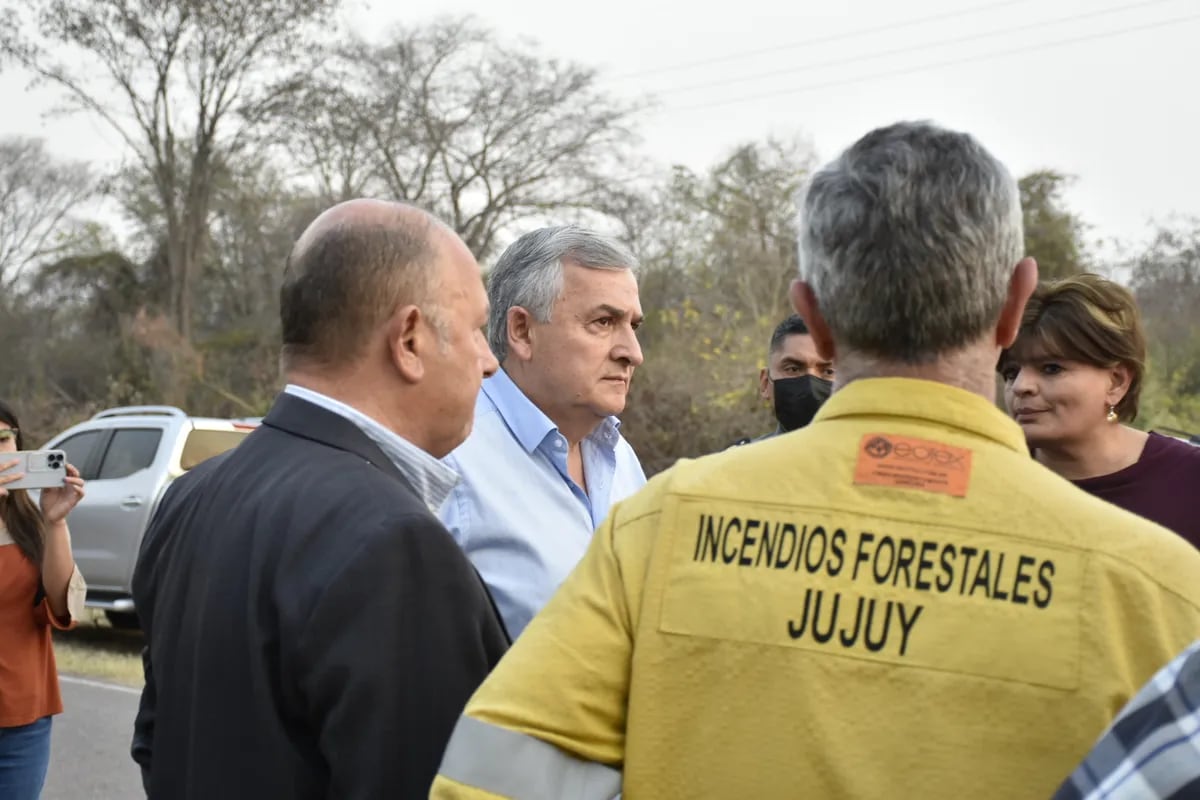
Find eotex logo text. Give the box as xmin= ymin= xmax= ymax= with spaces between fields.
xmin=862 ymin=436 xmax=968 ymax=471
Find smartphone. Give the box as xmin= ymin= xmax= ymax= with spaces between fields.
xmin=1 ymin=450 xmax=68 ymax=491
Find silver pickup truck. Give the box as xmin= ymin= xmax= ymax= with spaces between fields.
xmin=44 ymin=406 xmax=258 ymax=628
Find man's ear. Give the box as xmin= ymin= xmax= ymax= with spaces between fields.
xmin=790 ymin=280 xmax=836 ymax=361
xmin=759 ymin=367 xmax=771 ymax=402
xmin=506 ymin=307 xmax=536 ymax=362
xmin=387 ymin=304 xmax=426 ymax=382
xmin=995 ymin=257 xmax=1038 ymax=348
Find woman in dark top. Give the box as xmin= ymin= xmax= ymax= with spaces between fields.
xmin=999 ymin=273 xmax=1200 ymax=547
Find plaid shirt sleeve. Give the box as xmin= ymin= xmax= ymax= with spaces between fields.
xmin=1054 ymin=639 xmax=1200 ymax=800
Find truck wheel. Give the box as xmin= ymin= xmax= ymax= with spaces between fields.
xmin=105 ymin=610 xmax=141 ymax=630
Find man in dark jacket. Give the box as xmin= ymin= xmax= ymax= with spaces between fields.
xmin=130 ymin=199 xmax=509 ymax=799
xmin=732 ymin=314 xmax=836 ymax=446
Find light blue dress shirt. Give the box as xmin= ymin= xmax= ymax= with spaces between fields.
xmin=439 ymin=369 xmax=647 ymax=638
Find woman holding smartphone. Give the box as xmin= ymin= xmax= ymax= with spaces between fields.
xmin=0 ymin=400 xmax=86 ymax=799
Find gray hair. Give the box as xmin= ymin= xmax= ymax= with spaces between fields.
xmin=487 ymin=225 xmax=638 ymax=362
xmin=798 ymin=121 xmax=1024 ymax=363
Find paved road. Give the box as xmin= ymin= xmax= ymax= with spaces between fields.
xmin=44 ymin=676 xmax=144 ymax=799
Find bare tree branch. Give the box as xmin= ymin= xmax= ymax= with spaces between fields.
xmin=269 ymin=16 xmax=646 ymax=260
xmin=0 ymin=137 xmax=95 ymax=290
xmin=0 ymin=0 xmax=339 ymax=340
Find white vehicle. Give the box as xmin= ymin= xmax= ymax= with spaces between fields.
xmin=1158 ymin=427 xmax=1200 ymax=447
xmin=44 ymin=406 xmax=258 ymax=628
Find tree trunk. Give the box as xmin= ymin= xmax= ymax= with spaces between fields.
xmin=175 ymin=254 xmax=193 ymax=342
xmin=174 ymin=210 xmax=210 ymax=345
xmin=165 ymin=228 xmax=187 ymax=339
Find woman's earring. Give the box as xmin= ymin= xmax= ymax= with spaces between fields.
xmin=1106 ymin=405 xmax=1119 ymax=423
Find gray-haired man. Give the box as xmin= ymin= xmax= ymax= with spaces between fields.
xmin=431 ymin=122 xmax=1200 ymax=800
xmin=439 ymin=225 xmax=647 ymax=639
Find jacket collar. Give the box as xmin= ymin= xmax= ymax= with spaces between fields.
xmin=815 ymin=377 xmax=1028 ymax=454
xmin=262 ymin=392 xmax=417 ymax=493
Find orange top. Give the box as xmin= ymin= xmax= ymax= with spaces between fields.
xmin=0 ymin=526 xmax=75 ymax=728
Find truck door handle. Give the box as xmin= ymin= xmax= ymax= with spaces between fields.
xmin=120 ymin=496 xmax=145 ymax=509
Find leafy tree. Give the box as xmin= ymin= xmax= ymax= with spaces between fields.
xmin=1131 ymin=219 xmax=1200 ymax=434
xmin=270 ymin=17 xmax=643 ymax=259
xmin=1019 ymin=170 xmax=1089 ymax=280
xmin=1 ymin=0 xmax=342 ymax=339
xmin=622 ymin=138 xmax=814 ymax=471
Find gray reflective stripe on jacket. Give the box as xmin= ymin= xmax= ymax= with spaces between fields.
xmin=437 ymin=716 xmax=622 ymax=800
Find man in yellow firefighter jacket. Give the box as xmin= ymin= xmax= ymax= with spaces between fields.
xmin=429 ymin=121 xmax=1200 ymax=800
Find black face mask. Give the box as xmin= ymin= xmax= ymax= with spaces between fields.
xmin=771 ymin=375 xmax=833 ymax=432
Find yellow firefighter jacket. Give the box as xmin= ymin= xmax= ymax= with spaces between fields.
xmin=431 ymin=377 xmax=1200 ymax=800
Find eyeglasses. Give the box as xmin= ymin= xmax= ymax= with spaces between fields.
xmin=0 ymin=428 xmax=18 ymax=442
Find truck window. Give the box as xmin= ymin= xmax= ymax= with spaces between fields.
xmin=97 ymin=429 xmax=164 ymax=480
xmin=56 ymin=430 xmax=107 ymax=481
xmin=180 ymin=429 xmax=251 ymax=471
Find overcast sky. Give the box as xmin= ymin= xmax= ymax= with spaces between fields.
xmin=2 ymin=0 xmax=1197 ymax=261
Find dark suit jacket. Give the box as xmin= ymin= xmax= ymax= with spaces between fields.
xmin=130 ymin=393 xmax=509 ymax=799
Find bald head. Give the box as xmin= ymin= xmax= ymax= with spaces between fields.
xmin=280 ymin=199 xmax=450 ymax=372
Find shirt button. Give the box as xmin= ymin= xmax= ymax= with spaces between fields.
xmin=555 ymin=438 xmax=565 ymax=449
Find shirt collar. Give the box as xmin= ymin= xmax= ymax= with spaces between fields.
xmin=482 ymin=368 xmax=623 ymax=454
xmin=814 ymin=377 xmax=1028 ymax=454
xmin=283 ymin=384 xmax=458 ymax=512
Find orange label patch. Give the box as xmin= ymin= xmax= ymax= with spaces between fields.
xmin=854 ymin=434 xmax=972 ymax=497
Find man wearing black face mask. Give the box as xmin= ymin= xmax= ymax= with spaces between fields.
xmin=732 ymin=315 xmax=835 ymax=446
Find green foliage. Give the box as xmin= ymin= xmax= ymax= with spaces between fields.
xmin=623 ymin=298 xmax=778 ymax=473
xmin=1132 ymin=218 xmax=1200 ymax=436
xmin=0 ymin=6 xmax=1197 ymax=469
xmin=620 ymin=138 xmax=812 ymax=472
xmin=1019 ymin=170 xmax=1090 ymax=280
